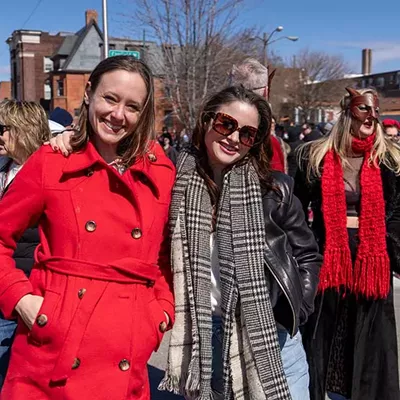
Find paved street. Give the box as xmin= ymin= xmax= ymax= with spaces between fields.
xmin=148 ymin=278 xmax=400 ymax=399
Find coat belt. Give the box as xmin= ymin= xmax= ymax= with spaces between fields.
xmin=35 ymin=251 xmax=161 ymax=286
xmin=33 ymin=251 xmax=161 ymax=383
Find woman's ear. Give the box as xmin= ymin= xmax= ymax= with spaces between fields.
xmin=84 ymin=81 xmax=92 ymax=105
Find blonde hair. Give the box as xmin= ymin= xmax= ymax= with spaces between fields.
xmin=298 ymin=88 xmax=400 ymax=179
xmin=0 ymin=100 xmax=50 ymax=164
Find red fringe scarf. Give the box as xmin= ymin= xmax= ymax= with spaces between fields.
xmin=319 ymin=133 xmax=390 ymax=299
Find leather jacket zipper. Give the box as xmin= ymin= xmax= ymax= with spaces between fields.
xmin=264 ymin=258 xmax=296 ymax=337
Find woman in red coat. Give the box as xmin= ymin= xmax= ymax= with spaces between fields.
xmin=0 ymin=56 xmax=175 ymax=399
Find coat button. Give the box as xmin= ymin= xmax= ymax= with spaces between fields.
xmin=85 ymin=220 xmax=97 ymax=232
xmin=159 ymin=321 xmax=168 ymax=333
xmin=119 ymin=359 xmax=130 ymax=371
xmin=131 ymin=228 xmax=142 ymax=239
xmin=85 ymin=168 xmax=94 ymax=177
xmin=72 ymin=358 xmax=81 ymax=369
xmin=148 ymin=153 xmax=157 ymax=162
xmin=78 ymin=288 xmax=86 ymax=299
xmin=36 ymin=314 xmax=48 ymax=327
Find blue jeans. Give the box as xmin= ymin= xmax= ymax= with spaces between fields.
xmin=211 ymin=316 xmax=224 ymax=399
xmin=211 ymin=318 xmax=310 ymax=400
xmin=327 ymin=392 xmax=350 ymax=400
xmin=0 ymin=316 xmax=17 ymax=388
xmin=277 ymin=327 xmax=310 ymax=400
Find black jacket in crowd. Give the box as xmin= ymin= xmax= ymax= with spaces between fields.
xmin=1 ymin=161 xmax=39 ymax=277
xmin=262 ymin=171 xmax=323 ymax=336
xmin=303 ymin=129 xmax=322 ymax=143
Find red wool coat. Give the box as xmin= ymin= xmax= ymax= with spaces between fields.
xmin=0 ymin=141 xmax=175 ymax=399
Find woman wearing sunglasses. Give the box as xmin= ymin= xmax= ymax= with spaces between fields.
xmin=157 ymin=86 xmax=322 ymax=400
xmin=0 ymin=100 xmax=50 ymax=387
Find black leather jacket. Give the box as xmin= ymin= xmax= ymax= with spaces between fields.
xmin=262 ymin=172 xmax=322 ymax=336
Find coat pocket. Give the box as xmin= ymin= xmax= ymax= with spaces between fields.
xmin=147 ymin=298 xmax=167 ymax=351
xmin=28 ymin=289 xmax=61 ymax=346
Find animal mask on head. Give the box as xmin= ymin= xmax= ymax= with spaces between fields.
xmin=345 ymin=87 xmax=379 ymax=122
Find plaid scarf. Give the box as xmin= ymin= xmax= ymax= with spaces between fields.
xmin=319 ymin=133 xmax=390 ymax=299
xmin=159 ymin=150 xmax=291 ymax=400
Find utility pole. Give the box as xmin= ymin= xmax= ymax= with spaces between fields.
xmin=262 ymin=32 xmax=268 ymax=66
xmin=102 ymin=0 xmax=109 ymax=59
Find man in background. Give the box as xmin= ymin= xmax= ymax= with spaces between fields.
xmin=230 ymin=58 xmax=286 ymax=172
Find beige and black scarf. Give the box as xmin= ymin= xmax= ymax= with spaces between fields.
xmin=159 ymin=149 xmax=291 ymax=400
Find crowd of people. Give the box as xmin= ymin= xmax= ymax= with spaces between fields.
xmin=0 ymin=55 xmax=398 ymax=400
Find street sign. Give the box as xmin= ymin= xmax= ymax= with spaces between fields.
xmin=108 ymin=50 xmax=140 ymax=59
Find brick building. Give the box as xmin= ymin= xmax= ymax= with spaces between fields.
xmin=0 ymin=81 xmax=11 ymax=100
xmin=6 ymin=10 xmax=177 ymax=133
xmin=6 ymin=30 xmax=64 ymax=108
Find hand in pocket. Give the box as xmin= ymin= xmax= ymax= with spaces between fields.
xmin=15 ymin=294 xmax=44 ymax=330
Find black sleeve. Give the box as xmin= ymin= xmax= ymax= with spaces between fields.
xmin=386 ymin=177 xmax=400 ymax=275
xmin=281 ymin=180 xmax=323 ymax=324
xmin=294 ymin=163 xmax=311 ymax=220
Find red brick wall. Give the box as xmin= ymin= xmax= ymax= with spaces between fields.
xmin=20 ymin=33 xmax=64 ymax=103
xmin=52 ymin=73 xmax=91 ymax=116
xmin=0 ymin=81 xmax=11 ymax=100
xmin=154 ymin=77 xmax=182 ymax=134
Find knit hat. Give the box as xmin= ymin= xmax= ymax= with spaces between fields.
xmin=49 ymin=107 xmax=73 ymax=127
xmin=382 ymin=119 xmax=400 ymax=129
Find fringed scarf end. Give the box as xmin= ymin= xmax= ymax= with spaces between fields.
xmin=318 ymin=248 xmax=353 ymax=292
xmin=353 ymin=254 xmax=390 ymax=299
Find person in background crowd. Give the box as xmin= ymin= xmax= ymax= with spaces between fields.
xmin=0 ymin=56 xmax=175 ymax=399
xmin=0 ymin=100 xmax=50 ymax=388
xmin=301 ymin=122 xmax=322 ymax=143
xmin=286 ymin=126 xmax=303 ymax=178
xmin=322 ymin=121 xmax=335 ymax=136
xmin=296 ymin=87 xmax=400 ymax=400
xmin=161 ymin=132 xmax=179 ymax=165
xmin=382 ymin=118 xmax=400 ymax=142
xmin=48 ymin=107 xmax=74 ymax=136
xmin=271 ymin=116 xmax=289 ymax=173
xmin=178 ymin=127 xmax=191 ymax=148
xmin=159 ymin=86 xmax=322 ymax=400
xmin=49 ymin=107 xmax=74 ymax=129
xmin=230 ymin=58 xmax=286 ymax=172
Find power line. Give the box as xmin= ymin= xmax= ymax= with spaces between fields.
xmin=21 ymin=0 xmax=45 ymax=29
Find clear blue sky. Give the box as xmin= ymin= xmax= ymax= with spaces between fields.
xmin=1 ymin=0 xmax=400 ymax=82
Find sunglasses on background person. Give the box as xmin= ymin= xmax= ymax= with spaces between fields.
xmin=208 ymin=112 xmax=259 ymax=147
xmin=0 ymin=124 xmax=10 ymax=136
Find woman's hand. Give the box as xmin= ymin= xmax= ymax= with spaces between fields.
xmin=48 ymin=130 xmax=74 ymax=157
xmin=15 ymin=294 xmax=44 ymax=330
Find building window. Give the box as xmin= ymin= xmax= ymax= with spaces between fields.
xmin=375 ymin=77 xmax=385 ymax=87
xmin=368 ymin=77 xmax=374 ymax=86
xmin=396 ymin=72 xmax=400 ymax=86
xmin=57 ymin=79 xmax=64 ymax=96
xmin=44 ymin=81 xmax=51 ymax=100
xmin=361 ymin=79 xmax=367 ymax=88
xmin=44 ymin=57 xmax=53 ymax=72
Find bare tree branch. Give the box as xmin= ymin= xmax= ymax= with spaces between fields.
xmin=123 ymin=0 xmax=256 ymax=130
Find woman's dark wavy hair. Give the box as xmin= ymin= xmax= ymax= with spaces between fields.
xmin=71 ymin=56 xmax=155 ymax=166
xmin=191 ymin=85 xmax=274 ymax=206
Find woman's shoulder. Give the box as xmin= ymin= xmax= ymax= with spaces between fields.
xmin=21 ymin=145 xmax=69 ymax=173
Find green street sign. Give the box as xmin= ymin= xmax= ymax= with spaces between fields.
xmin=108 ymin=50 xmax=140 ymax=59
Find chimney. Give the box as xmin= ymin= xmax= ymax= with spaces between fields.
xmin=85 ymin=10 xmax=98 ymax=26
xmin=362 ymin=48 xmax=372 ymax=75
